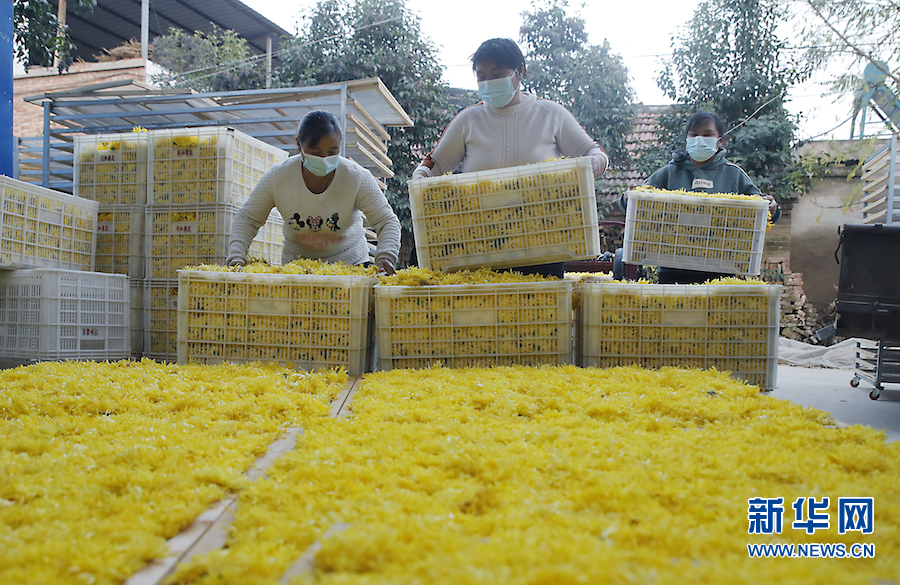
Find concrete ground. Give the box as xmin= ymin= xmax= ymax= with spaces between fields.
xmin=771 ymin=364 xmax=900 ymax=442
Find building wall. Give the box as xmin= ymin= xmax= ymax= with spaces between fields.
xmin=788 ymin=139 xmax=886 ymax=312
xmin=13 ymin=59 xmax=152 ymax=137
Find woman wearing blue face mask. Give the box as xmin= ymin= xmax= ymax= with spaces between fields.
xmin=620 ymin=111 xmax=781 ymax=283
xmin=227 ymin=110 xmax=400 ymax=274
xmin=412 ymin=38 xmax=609 ymax=278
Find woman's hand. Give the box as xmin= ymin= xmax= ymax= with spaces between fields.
xmin=376 ymin=258 xmax=395 ymax=275
xmin=228 ymin=259 xmax=246 ymax=267
xmin=411 ymin=165 xmax=431 ymax=181
xmin=763 ymin=194 xmax=778 ymax=215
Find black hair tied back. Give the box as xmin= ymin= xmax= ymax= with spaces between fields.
xmin=296 ymin=110 xmax=342 ymax=148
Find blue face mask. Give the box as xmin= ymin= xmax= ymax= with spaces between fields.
xmin=477 ymin=73 xmax=518 ymax=108
xmin=303 ymin=152 xmax=340 ymax=177
xmin=685 ymin=136 xmax=719 ymax=163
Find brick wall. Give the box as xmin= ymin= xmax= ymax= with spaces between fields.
xmin=13 ymin=59 xmax=151 ymax=137
xmin=762 ymin=200 xmax=792 ymax=271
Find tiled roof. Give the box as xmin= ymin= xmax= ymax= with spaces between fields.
xmin=598 ymin=104 xmax=672 ymax=198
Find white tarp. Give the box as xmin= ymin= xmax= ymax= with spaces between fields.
xmin=778 ymin=337 xmax=858 ymax=370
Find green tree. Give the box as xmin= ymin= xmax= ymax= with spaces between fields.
xmin=519 ymin=0 xmax=635 ymax=167
xmin=14 ymin=0 xmax=97 ymax=72
xmin=648 ymin=0 xmax=809 ymax=201
xmin=150 ymin=26 xmax=265 ymax=92
xmin=275 ymin=0 xmax=456 ymax=266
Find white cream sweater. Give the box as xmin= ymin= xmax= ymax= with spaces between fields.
xmin=422 ymin=93 xmax=608 ymax=176
xmin=227 ymin=156 xmax=400 ymax=266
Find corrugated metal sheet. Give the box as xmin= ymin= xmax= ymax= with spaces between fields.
xmin=50 ymin=0 xmax=291 ymax=62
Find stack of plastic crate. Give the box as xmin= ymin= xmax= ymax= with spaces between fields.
xmin=374 ymin=280 xmax=574 ymax=370
xmin=408 ymin=157 xmax=600 ymax=271
xmin=576 ymin=282 xmax=782 ymax=390
xmin=177 ymin=269 xmax=376 ymax=374
xmin=74 ymin=132 xmax=149 ymax=358
xmin=145 ymin=127 xmax=287 ymax=361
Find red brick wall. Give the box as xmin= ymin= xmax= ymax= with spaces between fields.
xmin=13 ymin=59 xmax=151 ymax=137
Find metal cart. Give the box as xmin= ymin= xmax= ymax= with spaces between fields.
xmin=834 ymin=224 xmax=900 ymax=400
xmin=851 ymin=340 xmax=900 ymax=400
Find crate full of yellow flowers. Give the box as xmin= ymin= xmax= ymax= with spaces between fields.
xmin=408 ymin=157 xmax=600 ymax=272
xmin=146 ymin=205 xmax=283 ymax=279
xmin=74 ymin=131 xmax=148 ymax=205
xmin=0 ymin=268 xmax=130 ymax=361
xmin=148 ymin=127 xmax=287 ymax=206
xmin=0 ymin=175 xmax=98 ymax=271
xmin=177 ymin=268 xmax=377 ymax=375
xmin=95 ymin=205 xmax=145 ymax=278
xmin=375 ymin=279 xmax=574 ymax=370
xmin=623 ymin=187 xmax=770 ymax=276
xmin=576 ymin=280 xmax=781 ymax=389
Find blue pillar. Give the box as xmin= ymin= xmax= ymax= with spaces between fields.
xmin=0 ymin=0 xmax=14 ymax=177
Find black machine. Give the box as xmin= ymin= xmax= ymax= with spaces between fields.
xmin=834 ymin=224 xmax=900 ymax=399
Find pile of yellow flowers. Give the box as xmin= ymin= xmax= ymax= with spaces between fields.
xmin=169 ymin=365 xmax=900 ymax=584
xmin=190 ymin=259 xmax=377 ymax=276
xmin=378 ymin=266 xmax=559 ymax=286
xmin=0 ymin=360 xmax=346 ymax=585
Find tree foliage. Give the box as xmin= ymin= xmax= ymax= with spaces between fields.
xmin=274 ymin=0 xmax=455 ymax=265
xmin=151 ymin=26 xmax=265 ymax=92
xmin=645 ymin=0 xmax=809 ymax=201
xmin=519 ymin=0 xmax=635 ymax=167
xmin=14 ymin=0 xmax=97 ymax=72
xmin=798 ymin=0 xmax=900 ymax=95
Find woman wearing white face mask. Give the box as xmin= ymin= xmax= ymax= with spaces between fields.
xmin=619 ymin=111 xmax=781 ymax=283
xmin=227 ymin=110 xmax=400 ymax=274
xmin=412 ymin=38 xmax=609 ymax=278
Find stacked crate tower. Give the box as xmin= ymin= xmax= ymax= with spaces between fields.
xmin=75 ymin=127 xmax=288 ymax=362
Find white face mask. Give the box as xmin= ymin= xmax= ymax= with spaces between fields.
xmin=477 ymin=73 xmax=518 ymax=108
xmin=686 ymin=136 xmax=719 ymax=163
xmin=302 ymin=152 xmax=340 ymax=177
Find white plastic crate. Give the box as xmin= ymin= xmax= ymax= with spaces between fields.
xmin=409 ymin=157 xmax=599 ymax=271
xmin=148 ymin=127 xmax=287 ymax=206
xmin=576 ymin=282 xmax=781 ymax=390
xmin=144 ymin=280 xmax=179 ymax=362
xmin=375 ymin=280 xmax=573 ymax=370
xmin=95 ymin=205 xmax=145 ymax=278
xmin=623 ymin=189 xmax=769 ymax=276
xmin=0 ymin=175 xmax=98 ymax=271
xmin=74 ymin=132 xmax=148 ymax=205
xmin=177 ymin=270 xmax=376 ymax=375
xmin=146 ymin=205 xmax=284 ymax=279
xmin=0 ymin=269 xmax=130 ymax=361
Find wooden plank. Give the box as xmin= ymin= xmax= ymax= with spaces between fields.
xmin=335 ymin=377 xmax=363 ymax=418
xmin=347 ymin=99 xmax=391 ymax=140
xmin=125 ymin=427 xmax=303 ymax=585
xmin=348 ymin=127 xmax=391 ymax=164
xmin=330 ymin=376 xmax=363 ymax=418
xmin=278 ymin=523 xmax=351 ymax=583
xmin=348 ymin=112 xmax=388 ymax=154
xmin=348 ymin=141 xmax=394 ymax=177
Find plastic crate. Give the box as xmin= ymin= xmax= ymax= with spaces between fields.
xmin=576 ymin=282 xmax=781 ymax=390
xmin=146 ymin=205 xmax=284 ymax=279
xmin=375 ymin=280 xmax=573 ymax=370
xmin=177 ymin=270 xmax=376 ymax=375
xmin=131 ymin=280 xmax=144 ymax=358
xmin=0 ymin=269 xmax=130 ymax=361
xmin=148 ymin=127 xmax=287 ymax=206
xmin=0 ymin=175 xmax=98 ymax=271
xmin=409 ymin=157 xmax=599 ymax=271
xmin=95 ymin=205 xmax=145 ymax=278
xmin=74 ymin=132 xmax=148 ymax=205
xmin=144 ymin=280 xmax=179 ymax=362
xmin=623 ymin=190 xmax=769 ymax=276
